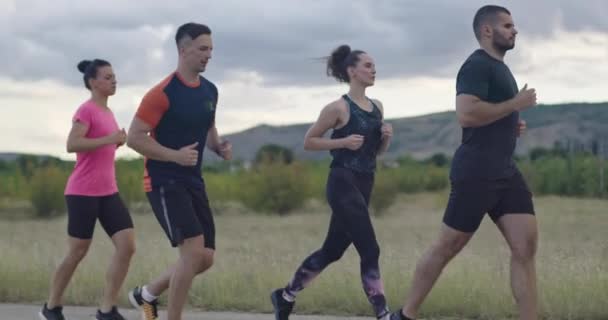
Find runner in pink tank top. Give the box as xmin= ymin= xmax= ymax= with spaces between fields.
xmin=40 ymin=59 xmax=135 ymax=320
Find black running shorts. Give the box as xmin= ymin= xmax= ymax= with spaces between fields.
xmin=65 ymin=193 xmax=133 ymax=239
xmin=146 ymin=180 xmax=215 ymax=249
xmin=443 ymin=170 xmax=535 ymax=233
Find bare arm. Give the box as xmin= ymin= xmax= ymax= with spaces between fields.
xmin=304 ymin=101 xmax=351 ymax=151
xmin=373 ymin=99 xmax=392 ymax=155
xmin=66 ymin=122 xmax=123 ymax=153
xmin=206 ymin=125 xmax=221 ymax=154
xmin=456 ymin=84 xmax=537 ymax=128
xmin=455 ymin=94 xmax=516 ymax=127
xmin=206 ymin=124 xmax=232 ymax=160
xmin=126 ymin=118 xmax=178 ymax=162
xmin=378 ymin=135 xmax=391 ymax=154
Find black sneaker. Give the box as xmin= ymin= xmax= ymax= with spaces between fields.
xmin=95 ymin=306 xmax=126 ymax=320
xmin=389 ymin=310 xmax=415 ymax=320
xmin=270 ymin=288 xmax=294 ymax=320
xmin=38 ymin=303 xmax=65 ymax=320
xmin=377 ymin=310 xmax=390 ymax=320
xmin=389 ymin=312 xmax=401 ymax=320
xmin=128 ymin=286 xmax=158 ymax=320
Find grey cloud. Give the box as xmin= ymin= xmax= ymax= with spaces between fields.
xmin=1 ymin=0 xmax=606 ymax=87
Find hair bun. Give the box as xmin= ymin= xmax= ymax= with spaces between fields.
xmin=330 ymin=45 xmax=351 ymax=65
xmin=77 ymin=60 xmax=92 ymax=73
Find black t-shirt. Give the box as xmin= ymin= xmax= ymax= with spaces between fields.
xmin=135 ymin=73 xmax=218 ymax=191
xmin=450 ymin=49 xmax=520 ymax=181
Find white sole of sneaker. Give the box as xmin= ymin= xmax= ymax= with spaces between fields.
xmin=128 ymin=291 xmax=141 ymax=310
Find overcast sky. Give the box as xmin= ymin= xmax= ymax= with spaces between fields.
xmin=1 ymin=0 xmax=606 ymax=159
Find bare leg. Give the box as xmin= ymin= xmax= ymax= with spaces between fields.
xmin=497 ymin=214 xmax=538 ymax=320
xmin=401 ymin=224 xmax=473 ymax=318
xmin=166 ymin=235 xmax=214 ymax=320
xmin=47 ymin=237 xmax=92 ymax=308
xmin=144 ymin=263 xmax=177 ymax=296
xmin=99 ymin=228 xmax=135 ymax=312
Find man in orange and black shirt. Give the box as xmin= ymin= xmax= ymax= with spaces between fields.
xmin=126 ymin=22 xmax=231 ymax=320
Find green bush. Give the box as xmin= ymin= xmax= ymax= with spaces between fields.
xmin=116 ymin=170 xmax=145 ymax=207
xmin=519 ymin=154 xmax=606 ymax=197
xmin=302 ymin=162 xmax=329 ymax=200
xmin=392 ymin=163 xmax=449 ymax=193
xmin=113 ymin=159 xmax=147 ymax=208
xmin=0 ymin=172 xmax=28 ymax=200
xmin=29 ymin=166 xmax=68 ymax=217
xmin=238 ymin=163 xmax=312 ymax=215
xmin=370 ymin=169 xmax=400 ymax=216
xmin=204 ymin=172 xmax=244 ymax=214
xmin=254 ymin=144 xmax=294 ymax=165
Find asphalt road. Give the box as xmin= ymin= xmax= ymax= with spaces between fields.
xmin=3 ymin=303 xmax=373 ymax=320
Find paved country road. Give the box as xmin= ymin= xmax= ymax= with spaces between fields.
xmin=1 ymin=303 xmax=372 ymax=320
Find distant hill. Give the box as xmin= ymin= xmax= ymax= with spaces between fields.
xmin=205 ymin=102 xmax=608 ymax=162
xmin=0 ymin=153 xmax=61 ymax=162
xmin=0 ymin=153 xmax=21 ymax=162
xmin=2 ymin=102 xmax=607 ymax=164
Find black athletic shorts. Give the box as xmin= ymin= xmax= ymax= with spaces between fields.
xmin=65 ymin=193 xmax=133 ymax=239
xmin=146 ymin=180 xmax=215 ymax=249
xmin=443 ymin=170 xmax=535 ymax=233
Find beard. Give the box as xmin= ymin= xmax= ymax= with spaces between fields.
xmin=492 ymin=34 xmax=515 ymax=54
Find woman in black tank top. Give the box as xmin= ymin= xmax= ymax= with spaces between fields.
xmin=270 ymin=45 xmax=393 ymax=320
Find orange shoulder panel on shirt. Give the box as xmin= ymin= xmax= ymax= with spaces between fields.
xmin=135 ymin=75 xmax=172 ymax=129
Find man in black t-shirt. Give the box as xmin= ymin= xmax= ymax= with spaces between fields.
xmin=391 ymin=5 xmax=538 ymax=320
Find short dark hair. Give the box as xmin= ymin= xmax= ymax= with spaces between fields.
xmin=326 ymin=45 xmax=365 ymax=83
xmin=473 ymin=5 xmax=511 ymax=40
xmin=175 ymin=22 xmax=212 ymax=46
xmin=77 ymin=59 xmax=111 ymax=90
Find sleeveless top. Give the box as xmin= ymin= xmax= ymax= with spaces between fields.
xmin=330 ymin=94 xmax=383 ymax=173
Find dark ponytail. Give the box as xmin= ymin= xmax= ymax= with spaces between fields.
xmin=326 ymin=45 xmax=365 ymax=83
xmin=77 ymin=59 xmax=111 ymax=90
